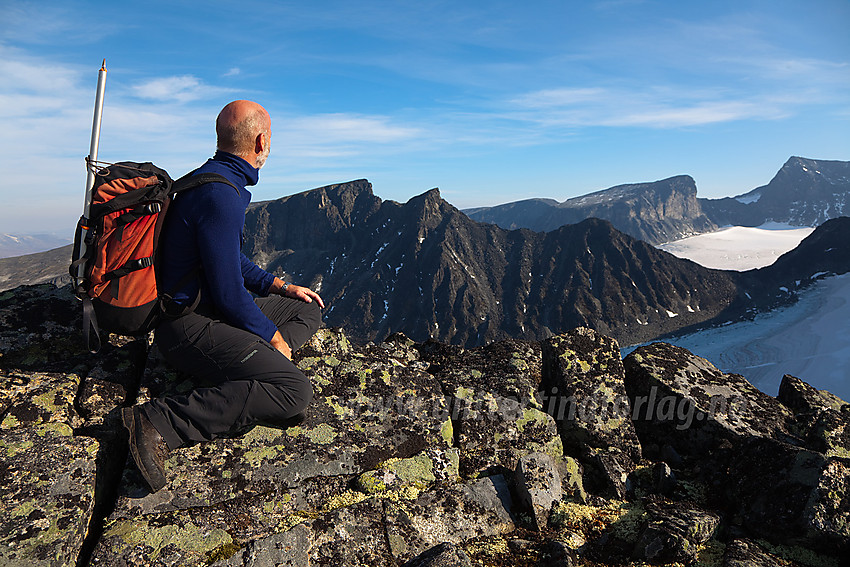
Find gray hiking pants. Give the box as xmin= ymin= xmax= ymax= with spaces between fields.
xmin=143 ymin=296 xmax=321 ymax=450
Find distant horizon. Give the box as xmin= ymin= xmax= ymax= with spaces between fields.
xmin=3 ymin=0 xmax=849 ymax=234
xmin=2 ymin=152 xmax=847 ymax=240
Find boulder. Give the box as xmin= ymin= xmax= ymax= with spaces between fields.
xmin=624 ymin=343 xmax=850 ymax=554
xmin=514 ymin=452 xmax=563 ymax=531
xmin=722 ymin=539 xmax=787 ymax=567
xmin=542 ymin=328 xmax=641 ymax=497
xmin=778 ymin=374 xmax=850 ymax=458
xmin=384 ymin=475 xmax=516 ymax=562
xmin=0 ymin=370 xmax=98 ymax=567
xmin=623 ymin=342 xmax=796 ymax=458
xmin=725 ymin=437 xmax=850 ymax=551
xmin=418 ymin=336 xmax=563 ymax=478
xmin=630 ymin=498 xmax=719 ymax=563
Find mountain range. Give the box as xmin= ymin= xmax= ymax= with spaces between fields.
xmin=242 ymin=180 xmax=849 ymax=347
xmin=2 ymin=157 xmax=848 ymax=349
xmin=465 ymin=157 xmax=850 ymax=245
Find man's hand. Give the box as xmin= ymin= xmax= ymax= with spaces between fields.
xmin=270 ymin=278 xmax=325 ymax=309
xmin=270 ymin=331 xmax=292 ymax=359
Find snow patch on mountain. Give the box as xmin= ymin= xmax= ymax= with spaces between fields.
xmin=656 ymin=223 xmax=814 ymax=271
xmin=637 ymin=224 xmax=850 ymax=401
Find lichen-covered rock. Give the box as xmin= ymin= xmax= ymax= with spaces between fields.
xmin=95 ymin=330 xmax=454 ymax=563
xmin=415 ymin=337 xmax=562 ymax=478
xmin=356 ymin=449 xmax=460 ymax=495
xmin=778 ymin=374 xmax=850 ymax=458
xmin=725 ymin=436 xmax=850 ymax=553
xmin=0 ymin=370 xmax=82 ymax=430
xmin=76 ymin=338 xmax=148 ymax=426
xmin=384 ymin=475 xmax=516 ymax=562
xmin=722 ymin=539 xmax=786 ymax=567
xmin=0 ymin=284 xmax=90 ymax=371
xmin=624 ymin=343 xmax=850 ymax=555
xmin=210 ymin=497 xmax=395 ymax=567
xmin=405 ymin=542 xmax=472 ymax=567
xmin=778 ymin=374 xmax=848 ymax=416
xmin=0 ymin=422 xmax=98 ymax=566
xmin=542 ymin=328 xmax=641 ymax=497
xmin=630 ymin=498 xmax=719 ymax=564
xmin=416 ymin=337 xmax=543 ymax=405
xmin=514 ymin=452 xmax=563 ymax=531
xmin=623 ymin=342 xmax=796 ymax=457
xmin=449 ymin=386 xmax=564 ymax=478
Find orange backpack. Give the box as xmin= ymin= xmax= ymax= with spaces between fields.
xmin=70 ymin=161 xmax=234 ymax=352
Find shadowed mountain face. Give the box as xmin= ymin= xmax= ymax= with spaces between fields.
xmin=700 ymin=157 xmax=850 ymax=228
xmin=464 ymin=175 xmax=717 ymax=245
xmin=243 ymin=180 xmax=741 ymax=347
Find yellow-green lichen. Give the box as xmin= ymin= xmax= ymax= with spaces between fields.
xmin=516 ymin=407 xmax=550 ymax=433
xmin=35 ymin=422 xmax=73 ymax=438
xmin=1 ymin=414 xmax=20 ymax=429
xmin=440 ymin=418 xmax=454 ymax=445
xmin=244 ymin=445 xmax=284 ymax=467
xmin=325 ymin=397 xmax=348 ymax=417
xmin=304 ymin=423 xmax=337 ymax=445
xmin=106 ymin=518 xmax=233 ymax=563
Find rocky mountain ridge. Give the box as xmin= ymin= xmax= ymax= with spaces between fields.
xmin=465 ymin=175 xmax=717 ymax=245
xmin=701 ymin=156 xmax=850 ymax=228
xmin=465 ymin=157 xmax=850 ymax=245
xmin=243 ymin=181 xmax=850 ymax=348
xmin=1 ymin=283 xmax=848 ymax=566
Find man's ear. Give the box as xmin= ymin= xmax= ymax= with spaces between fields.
xmin=254 ymin=132 xmax=266 ymax=154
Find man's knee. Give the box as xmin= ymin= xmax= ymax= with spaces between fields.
xmin=302 ymin=300 xmax=322 ymax=333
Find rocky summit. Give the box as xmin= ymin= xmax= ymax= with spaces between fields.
xmin=1 ymin=283 xmax=848 ymax=566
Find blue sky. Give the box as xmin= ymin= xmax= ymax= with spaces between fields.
xmin=1 ymin=0 xmax=848 ymax=236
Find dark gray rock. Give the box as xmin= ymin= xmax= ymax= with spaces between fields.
xmin=514 ymin=452 xmax=563 ymax=531
xmin=0 ymin=370 xmax=98 ymax=566
xmin=384 ymin=475 xmax=516 ymax=562
xmin=623 ymin=342 xmax=796 ymax=458
xmin=624 ymin=342 xmax=850 ymax=554
xmin=631 ymin=498 xmax=719 ymax=564
xmin=543 ymin=328 xmax=641 ymax=497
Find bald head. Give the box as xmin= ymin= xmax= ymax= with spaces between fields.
xmin=216 ymin=100 xmax=271 ymax=167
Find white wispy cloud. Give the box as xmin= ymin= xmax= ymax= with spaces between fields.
xmin=131 ymin=75 xmax=235 ymax=103
xmin=506 ymin=85 xmax=796 ymax=129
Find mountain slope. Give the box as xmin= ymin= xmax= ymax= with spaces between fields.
xmin=0 ymin=244 xmax=73 ymax=292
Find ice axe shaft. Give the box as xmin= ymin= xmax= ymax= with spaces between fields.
xmin=72 ymin=59 xmax=107 ymax=283
xmin=84 ymin=59 xmax=108 ymax=219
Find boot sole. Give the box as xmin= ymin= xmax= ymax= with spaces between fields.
xmin=121 ymin=407 xmax=167 ymax=492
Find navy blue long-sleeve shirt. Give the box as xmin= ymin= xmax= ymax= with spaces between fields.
xmin=158 ymin=151 xmax=278 ymax=341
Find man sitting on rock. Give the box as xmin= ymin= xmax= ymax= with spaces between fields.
xmin=121 ymin=100 xmax=324 ymax=493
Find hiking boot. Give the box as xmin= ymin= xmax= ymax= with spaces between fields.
xmin=121 ymin=406 xmax=169 ymax=492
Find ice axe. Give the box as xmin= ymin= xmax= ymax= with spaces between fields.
xmin=70 ymin=59 xmax=107 ymax=290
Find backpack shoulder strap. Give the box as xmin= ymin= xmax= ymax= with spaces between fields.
xmin=172 ymin=172 xmax=240 ymax=195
